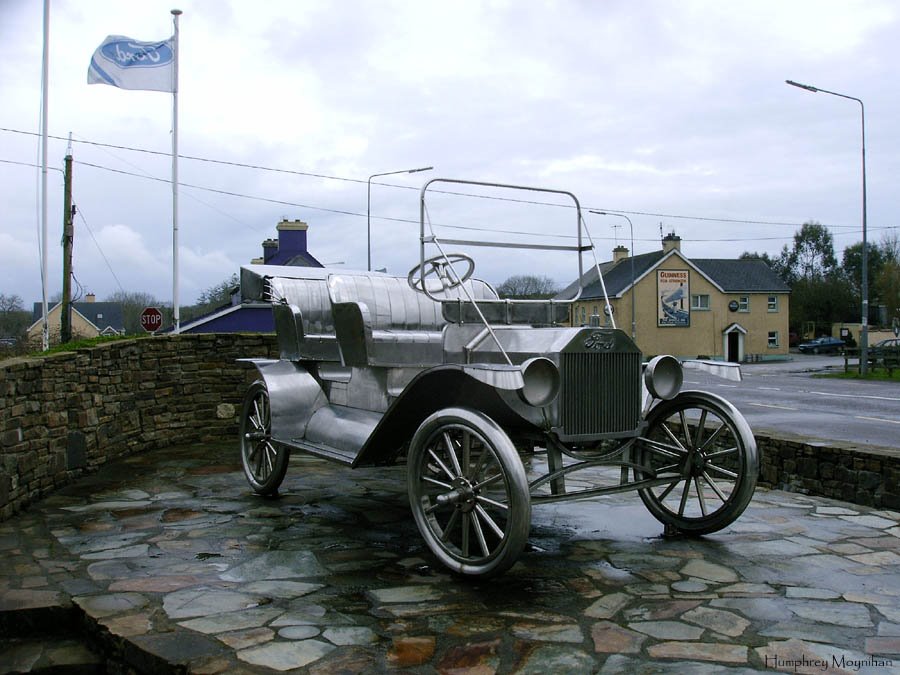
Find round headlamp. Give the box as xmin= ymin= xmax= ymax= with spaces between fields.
xmin=518 ymin=357 xmax=560 ymax=407
xmin=644 ymin=355 xmax=683 ymax=400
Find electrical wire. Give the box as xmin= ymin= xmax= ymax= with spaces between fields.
xmin=73 ymin=203 xmax=127 ymax=296
xmin=0 ymin=126 xmax=867 ymax=232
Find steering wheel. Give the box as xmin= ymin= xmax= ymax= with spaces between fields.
xmin=407 ymin=253 xmax=476 ymax=293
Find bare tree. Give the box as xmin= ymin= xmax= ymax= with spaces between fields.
xmin=495 ymin=275 xmax=558 ymax=299
xmin=105 ymin=290 xmax=162 ymax=334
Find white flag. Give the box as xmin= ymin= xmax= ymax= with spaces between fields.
xmin=87 ymin=35 xmax=175 ymax=92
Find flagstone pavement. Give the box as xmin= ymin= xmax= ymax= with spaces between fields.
xmin=1 ymin=442 xmax=899 ymax=674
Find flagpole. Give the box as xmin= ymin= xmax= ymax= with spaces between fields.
xmin=171 ymin=8 xmax=182 ymax=333
xmin=40 ymin=0 xmax=50 ymax=351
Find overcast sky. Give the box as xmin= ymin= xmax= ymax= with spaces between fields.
xmin=2 ymin=0 xmax=899 ymax=309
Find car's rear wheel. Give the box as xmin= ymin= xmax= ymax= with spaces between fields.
xmin=635 ymin=391 xmax=758 ymax=535
xmin=408 ymin=407 xmax=530 ymax=577
xmin=240 ymin=380 xmax=290 ymax=495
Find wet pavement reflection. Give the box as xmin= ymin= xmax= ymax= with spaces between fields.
xmin=2 ymin=443 xmax=899 ymax=673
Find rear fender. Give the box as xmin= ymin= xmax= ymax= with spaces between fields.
xmin=242 ymin=359 xmax=327 ymax=444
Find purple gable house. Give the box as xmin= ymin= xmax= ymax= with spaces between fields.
xmin=179 ymin=219 xmax=324 ymax=334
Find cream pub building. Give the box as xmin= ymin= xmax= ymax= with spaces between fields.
xmin=559 ymin=232 xmax=791 ymax=362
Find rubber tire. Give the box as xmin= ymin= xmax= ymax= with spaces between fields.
xmin=407 ymin=407 xmax=530 ymax=578
xmin=635 ymin=391 xmax=758 ymax=535
xmin=240 ymin=380 xmax=290 ymax=495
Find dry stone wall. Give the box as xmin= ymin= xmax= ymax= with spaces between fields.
xmin=0 ymin=334 xmax=277 ymax=519
xmin=1 ymin=333 xmax=898 ymax=519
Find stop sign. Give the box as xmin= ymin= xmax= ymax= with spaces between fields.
xmin=140 ymin=307 xmax=163 ymax=333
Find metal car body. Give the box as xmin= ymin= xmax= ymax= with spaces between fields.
xmin=238 ymin=178 xmax=759 ymax=577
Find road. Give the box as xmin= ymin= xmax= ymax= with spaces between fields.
xmin=683 ymin=353 xmax=900 ymax=449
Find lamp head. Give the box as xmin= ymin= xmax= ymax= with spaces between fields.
xmin=786 ymin=79 xmax=818 ymax=93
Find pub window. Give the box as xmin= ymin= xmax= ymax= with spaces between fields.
xmin=768 ymin=331 xmax=779 ymax=348
xmin=691 ymin=294 xmax=710 ymax=310
xmin=738 ymin=296 xmax=750 ymax=312
xmin=767 ymin=295 xmax=778 ymax=312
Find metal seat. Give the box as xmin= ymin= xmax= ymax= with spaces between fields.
xmin=327 ymin=274 xmax=498 ymax=367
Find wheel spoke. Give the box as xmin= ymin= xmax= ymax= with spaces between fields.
xmin=659 ymin=421 xmax=687 ymax=453
xmin=694 ymin=409 xmax=708 ymax=450
xmin=641 ymin=437 xmax=687 ymax=460
xmin=694 ymin=476 xmax=708 ymax=516
xmin=264 ymin=445 xmax=274 ymax=477
xmin=706 ymin=463 xmax=738 ymax=480
xmin=461 ymin=513 xmax=470 ymax=557
xmin=697 ymin=424 xmax=727 ymax=454
xmin=255 ymin=443 xmax=265 ymax=477
xmin=475 ymin=494 xmax=509 ymax=511
xmin=462 ymin=432 xmax=472 ymax=479
xmin=677 ymin=478 xmax=690 ymax=516
xmin=470 ymin=510 xmax=490 ymax=557
xmin=656 ymin=478 xmax=681 ymax=502
xmin=469 ymin=447 xmax=492 ymax=481
xmin=473 ymin=470 xmax=503 ymax=491
xmin=443 ymin=431 xmax=463 ymax=476
xmin=427 ymin=448 xmax=458 ymax=481
xmin=422 ymin=475 xmax=453 ymax=491
xmin=440 ymin=509 xmax=460 ymax=542
xmin=651 ymin=461 xmax=682 ymax=475
xmin=475 ymin=504 xmax=505 ymax=540
xmin=704 ymin=446 xmax=738 ymax=461
xmin=702 ymin=471 xmax=728 ymax=503
xmin=678 ymin=410 xmax=692 ymax=448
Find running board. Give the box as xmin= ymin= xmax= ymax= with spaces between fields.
xmin=280 ymin=403 xmax=382 ymax=467
xmin=280 ymin=438 xmax=358 ymax=466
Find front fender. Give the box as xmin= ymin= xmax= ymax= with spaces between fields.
xmin=352 ymin=365 xmax=537 ymax=467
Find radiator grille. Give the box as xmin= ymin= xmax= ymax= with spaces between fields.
xmin=559 ymin=351 xmax=642 ymax=437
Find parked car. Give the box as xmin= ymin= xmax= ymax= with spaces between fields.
xmin=873 ymin=338 xmax=900 ymax=350
xmin=868 ymin=338 xmax=900 ymax=367
xmin=797 ymin=336 xmax=845 ymax=354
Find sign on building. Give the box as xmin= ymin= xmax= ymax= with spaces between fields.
xmin=657 ymin=270 xmax=689 ymax=327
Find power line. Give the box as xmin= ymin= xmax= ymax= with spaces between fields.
xmin=73 ymin=202 xmax=126 ymax=297
xmin=6 ymin=152 xmax=893 ymax=247
xmin=1 ymin=126 xmax=859 ymax=231
xmin=73 ymin=159 xmax=861 ymax=245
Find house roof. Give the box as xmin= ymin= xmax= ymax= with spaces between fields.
xmin=277 ymin=251 xmax=324 ymax=267
xmin=31 ymin=301 xmax=125 ymax=332
xmin=691 ymin=259 xmax=791 ymax=293
xmin=556 ymin=250 xmax=666 ymax=300
xmin=558 ymin=251 xmax=790 ymax=301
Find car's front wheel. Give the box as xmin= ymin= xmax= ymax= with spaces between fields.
xmin=407 ymin=407 xmax=531 ymax=578
xmin=634 ymin=391 xmax=758 ymax=535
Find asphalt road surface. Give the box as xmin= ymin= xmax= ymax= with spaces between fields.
xmin=683 ymin=353 xmax=900 ymax=449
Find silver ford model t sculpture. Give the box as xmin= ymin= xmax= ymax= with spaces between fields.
xmin=238 ymin=179 xmax=758 ymax=578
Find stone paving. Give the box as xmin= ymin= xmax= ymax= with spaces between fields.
xmin=1 ymin=443 xmax=899 ymax=674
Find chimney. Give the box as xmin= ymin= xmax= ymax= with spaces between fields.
xmin=613 ymin=245 xmax=629 ymax=263
xmin=261 ymin=238 xmax=278 ymax=264
xmin=277 ymin=219 xmax=309 ymax=257
xmin=662 ymin=230 xmax=681 ymax=254
xmin=85 ymin=293 xmax=96 ymax=303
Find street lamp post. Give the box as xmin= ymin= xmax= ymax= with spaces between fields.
xmin=786 ymin=79 xmax=868 ymax=374
xmin=590 ymin=210 xmax=637 ymax=342
xmin=367 ymin=166 xmax=433 ymax=271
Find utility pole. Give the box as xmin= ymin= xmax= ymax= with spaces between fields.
xmin=60 ymin=138 xmax=74 ymax=344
